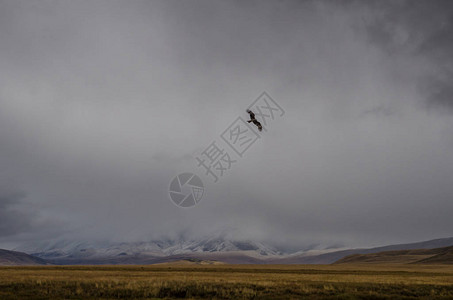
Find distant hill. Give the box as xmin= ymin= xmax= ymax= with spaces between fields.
xmin=415 ymin=246 xmax=453 ymax=264
xmin=268 ymin=237 xmax=453 ymax=264
xmin=335 ymin=246 xmax=453 ymax=264
xmin=0 ymin=249 xmax=49 ymax=266
xmin=13 ymin=237 xmax=453 ymax=265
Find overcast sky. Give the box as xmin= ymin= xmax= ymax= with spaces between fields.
xmin=1 ymin=0 xmax=452 ymax=250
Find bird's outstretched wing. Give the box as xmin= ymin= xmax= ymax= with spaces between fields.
xmin=246 ymin=109 xmax=255 ymax=120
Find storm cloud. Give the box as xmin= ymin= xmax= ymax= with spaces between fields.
xmin=360 ymin=0 xmax=453 ymax=110
xmin=0 ymin=0 xmax=452 ymax=250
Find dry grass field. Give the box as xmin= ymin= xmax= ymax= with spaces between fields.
xmin=0 ymin=264 xmax=452 ymax=299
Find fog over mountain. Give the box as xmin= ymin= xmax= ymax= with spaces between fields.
xmin=1 ymin=0 xmax=453 ymax=251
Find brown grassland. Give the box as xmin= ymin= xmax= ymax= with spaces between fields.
xmin=0 ymin=264 xmax=452 ymax=299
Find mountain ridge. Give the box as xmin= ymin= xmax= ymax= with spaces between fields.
xmin=334 ymin=246 xmax=453 ymax=264
xmin=268 ymin=237 xmax=453 ymax=264
xmin=0 ymin=249 xmax=49 ymax=266
xmin=8 ymin=236 xmax=453 ymax=265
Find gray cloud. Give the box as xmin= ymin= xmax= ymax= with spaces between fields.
xmin=0 ymin=190 xmax=31 ymax=237
xmin=0 ymin=0 xmax=452 ymax=250
xmin=0 ymin=181 xmax=64 ymax=249
xmin=360 ymin=0 xmax=453 ymax=110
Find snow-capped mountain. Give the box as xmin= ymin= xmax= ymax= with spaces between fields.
xmin=11 ymin=237 xmax=453 ymax=265
xmin=16 ymin=237 xmax=286 ymax=262
xmin=7 ymin=237 xmax=453 ymax=265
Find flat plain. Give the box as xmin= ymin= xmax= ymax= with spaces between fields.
xmin=0 ymin=264 xmax=452 ymax=299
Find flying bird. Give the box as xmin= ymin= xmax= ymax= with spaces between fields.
xmin=246 ymin=109 xmax=262 ymax=131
